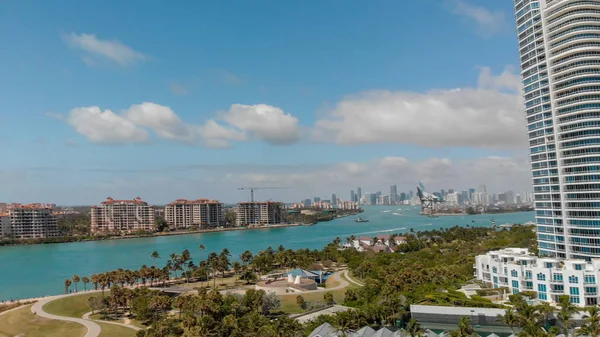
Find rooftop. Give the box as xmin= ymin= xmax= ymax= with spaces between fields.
xmin=167 ymin=198 xmax=222 ymax=205
xmin=100 ymin=196 xmax=148 ymax=205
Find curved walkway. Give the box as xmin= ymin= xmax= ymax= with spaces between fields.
xmin=83 ymin=311 xmax=142 ymax=331
xmin=31 ymin=294 xmax=101 ymax=337
xmin=342 ymin=270 xmax=364 ymax=287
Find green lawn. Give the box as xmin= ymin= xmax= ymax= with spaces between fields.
xmin=278 ymin=274 xmax=360 ymax=314
xmin=97 ymin=322 xmax=137 ymax=337
xmin=0 ymin=304 xmax=86 ymax=337
xmin=43 ymin=292 xmax=104 ymax=318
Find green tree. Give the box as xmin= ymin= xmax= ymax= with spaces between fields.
xmin=151 ymin=251 xmax=160 ymax=264
xmin=497 ymin=307 xmax=519 ymax=334
xmin=450 ymin=316 xmax=478 ymax=337
xmin=296 ymin=295 xmax=306 ymax=311
xmin=557 ymin=295 xmax=579 ymax=337
xmin=82 ymin=276 xmax=89 ymax=291
xmin=578 ymin=306 xmax=600 ymax=337
xmin=324 ymin=292 xmax=335 ymax=305
xmin=406 ymin=318 xmax=425 ymax=337
xmin=64 ymin=279 xmax=72 ymax=294
xmin=72 ymin=275 xmax=80 ymax=292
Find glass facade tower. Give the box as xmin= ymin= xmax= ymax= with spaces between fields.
xmin=514 ymin=0 xmax=600 ymax=259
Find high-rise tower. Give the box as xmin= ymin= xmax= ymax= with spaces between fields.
xmin=514 ymin=0 xmax=600 ymax=259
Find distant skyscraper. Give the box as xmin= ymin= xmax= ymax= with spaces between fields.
xmin=408 ymin=190 xmax=414 ymax=200
xmin=468 ymin=188 xmax=475 ymax=201
xmin=357 ymin=187 xmax=362 ymax=203
xmin=478 ymin=185 xmax=487 ymax=193
xmin=390 ymin=185 xmax=397 ymax=204
xmin=369 ymin=194 xmax=377 ymax=205
xmin=400 ymin=192 xmax=406 ymax=202
xmin=313 ymin=197 xmax=321 ymax=203
xmin=511 ymin=0 xmax=600 ymax=259
xmin=448 ymin=189 xmax=454 ymax=194
xmin=506 ymin=190 xmax=515 ymax=204
xmin=304 ymin=199 xmax=311 ymax=206
xmin=461 ymin=191 xmax=469 ymax=205
xmin=331 ymin=194 xmax=337 ymax=205
xmin=350 ymin=190 xmax=355 ymax=203
xmin=441 ymin=189 xmax=446 ymax=197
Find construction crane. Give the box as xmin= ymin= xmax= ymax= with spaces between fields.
xmin=238 ymin=187 xmax=288 ymax=203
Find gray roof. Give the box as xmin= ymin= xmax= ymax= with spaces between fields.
xmin=354 ymin=326 xmax=376 ymax=337
xmin=372 ymin=328 xmax=396 ymax=337
xmin=308 ymin=323 xmax=339 ymax=337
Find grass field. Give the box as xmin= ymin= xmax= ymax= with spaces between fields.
xmin=43 ymin=292 xmax=103 ymax=318
xmin=278 ymin=273 xmax=360 ymax=314
xmin=97 ymin=322 xmax=137 ymax=337
xmin=0 ymin=305 xmax=86 ymax=337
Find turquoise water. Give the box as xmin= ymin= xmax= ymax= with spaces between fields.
xmin=0 ymin=206 xmax=534 ymax=300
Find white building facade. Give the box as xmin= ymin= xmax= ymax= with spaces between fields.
xmin=164 ymin=198 xmax=225 ymax=229
xmin=91 ymin=197 xmax=155 ymax=233
xmin=476 ymin=248 xmax=600 ymax=307
xmin=514 ymin=0 xmax=600 ymax=259
xmin=235 ymin=202 xmax=286 ymax=226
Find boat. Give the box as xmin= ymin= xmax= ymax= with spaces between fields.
xmin=392 ymin=212 xmax=401 ymax=216
xmin=382 ymin=210 xmax=391 ymax=213
xmin=355 ymin=217 xmax=370 ymax=223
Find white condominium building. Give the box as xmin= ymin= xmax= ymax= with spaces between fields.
xmin=164 ymin=198 xmax=225 ymax=229
xmin=476 ymin=248 xmax=600 ymax=307
xmin=1 ymin=204 xmax=59 ymax=239
xmin=514 ymin=0 xmax=600 ymax=259
xmin=91 ymin=197 xmax=155 ymax=233
xmin=236 ymin=202 xmax=286 ymax=226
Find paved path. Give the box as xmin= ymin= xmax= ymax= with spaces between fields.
xmin=342 ymin=270 xmax=364 ymax=287
xmin=83 ymin=311 xmax=142 ymax=331
xmin=31 ymin=294 xmax=102 ymax=337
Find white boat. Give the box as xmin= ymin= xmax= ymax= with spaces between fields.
xmin=382 ymin=210 xmax=391 ymax=213
xmin=392 ymin=212 xmax=401 ymax=216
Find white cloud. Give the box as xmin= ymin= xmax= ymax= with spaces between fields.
xmin=63 ymin=33 xmax=148 ymax=66
xmin=312 ymin=66 xmax=526 ymax=148
xmin=63 ymin=102 xmax=299 ymax=147
xmin=196 ymin=120 xmax=246 ymax=148
xmin=67 ymin=107 xmax=150 ymax=145
xmin=448 ymin=0 xmax=508 ymax=36
xmin=125 ymin=103 xmax=195 ymax=143
xmin=217 ymin=104 xmax=301 ymax=145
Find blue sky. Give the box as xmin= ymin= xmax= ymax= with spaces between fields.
xmin=0 ymin=0 xmax=532 ymax=204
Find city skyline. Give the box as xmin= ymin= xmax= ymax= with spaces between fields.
xmin=1 ymin=1 xmax=530 ymax=204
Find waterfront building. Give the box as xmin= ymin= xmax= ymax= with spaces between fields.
xmin=512 ymin=0 xmax=600 ymax=259
xmin=235 ymin=201 xmax=286 ymax=226
xmin=331 ymin=194 xmax=337 ymax=206
xmin=337 ymin=201 xmax=359 ymax=210
xmin=475 ymin=248 xmax=600 ymax=307
xmin=445 ymin=192 xmax=459 ymax=205
xmin=90 ymin=197 xmax=155 ymax=234
xmin=0 ymin=214 xmax=11 ymax=238
xmin=164 ymin=198 xmax=225 ymax=229
xmin=6 ymin=204 xmax=58 ymax=239
xmin=350 ymin=190 xmax=355 ymax=203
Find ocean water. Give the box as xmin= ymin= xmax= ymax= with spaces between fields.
xmin=0 ymin=205 xmax=534 ymax=300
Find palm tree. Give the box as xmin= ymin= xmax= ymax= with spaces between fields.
xmin=82 ymin=276 xmax=89 ymax=291
xmin=558 ymin=295 xmax=579 ymax=337
xmin=241 ymin=250 xmax=253 ymax=266
xmin=232 ymin=261 xmax=243 ymax=284
xmin=208 ymin=252 xmax=219 ymax=289
xmin=151 ymin=251 xmax=160 ymax=264
xmin=497 ymin=307 xmax=519 ymax=334
xmin=72 ymin=275 xmax=80 ymax=292
xmin=91 ymin=274 xmax=99 ymax=290
xmin=64 ymin=279 xmax=72 ymax=294
xmin=450 ymin=316 xmax=478 ymax=337
xmin=578 ymin=306 xmax=600 ymax=337
xmin=406 ymin=318 xmax=425 ymax=337
xmin=537 ymin=302 xmax=555 ymax=331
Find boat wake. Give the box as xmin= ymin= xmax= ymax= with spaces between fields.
xmin=392 ymin=213 xmax=402 ymax=216
xmin=352 ymin=227 xmax=407 ymax=236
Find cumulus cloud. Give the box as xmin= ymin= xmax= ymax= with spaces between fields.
xmin=448 ymin=0 xmax=508 ymax=36
xmin=125 ymin=103 xmax=195 ymax=143
xmin=63 ymin=102 xmax=299 ymax=147
xmin=67 ymin=107 xmax=150 ymax=145
xmin=62 ymin=33 xmax=148 ymax=66
xmin=312 ymin=66 xmax=526 ymax=148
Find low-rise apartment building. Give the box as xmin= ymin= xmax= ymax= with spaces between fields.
xmin=1 ymin=204 xmax=59 ymax=239
xmin=475 ymin=248 xmax=600 ymax=307
xmin=164 ymin=198 xmax=225 ymax=229
xmin=236 ymin=202 xmax=286 ymax=226
xmin=91 ymin=197 xmax=155 ymax=234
